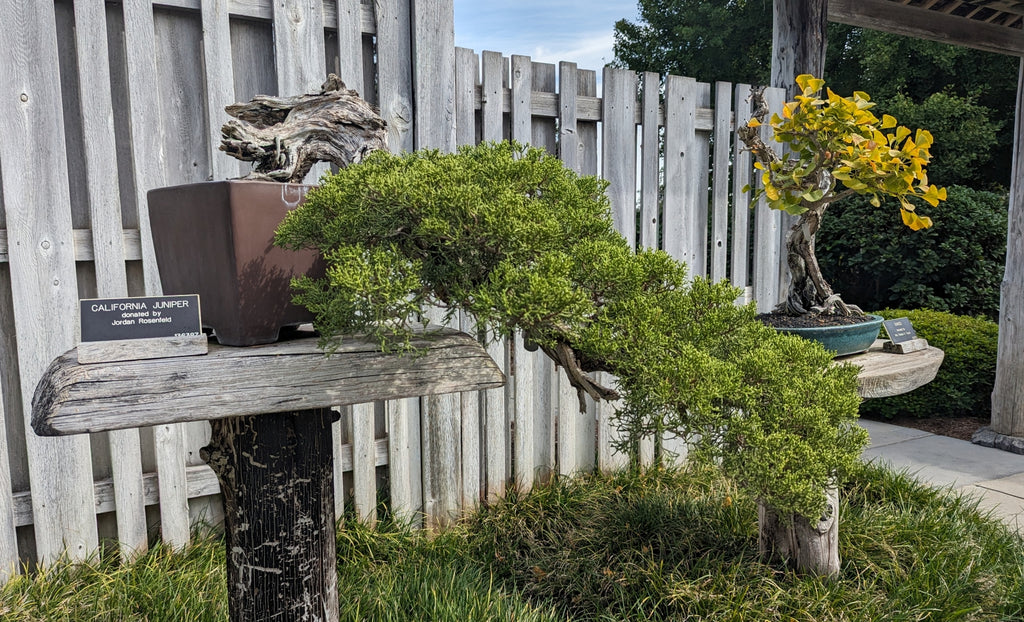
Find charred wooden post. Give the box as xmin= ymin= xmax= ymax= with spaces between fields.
xmin=202 ymin=410 xmax=339 ymax=622
xmin=220 ymin=74 xmax=387 ymax=183
xmin=758 ymin=486 xmax=840 ymax=577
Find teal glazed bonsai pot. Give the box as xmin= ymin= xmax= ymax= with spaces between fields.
xmin=773 ymin=314 xmax=884 ymax=357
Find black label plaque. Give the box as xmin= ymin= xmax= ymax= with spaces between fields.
xmin=81 ymin=295 xmax=202 ymax=342
xmin=882 ymin=317 xmax=917 ymax=344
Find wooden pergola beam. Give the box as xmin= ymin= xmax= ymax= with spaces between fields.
xmin=828 ymin=0 xmax=1024 ymax=57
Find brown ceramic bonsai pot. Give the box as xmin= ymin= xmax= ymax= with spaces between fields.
xmin=147 ymin=180 xmax=324 ymax=346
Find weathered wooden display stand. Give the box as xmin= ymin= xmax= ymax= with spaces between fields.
xmin=31 ymin=326 xmax=504 ymax=622
xmin=758 ymin=338 xmax=944 ymax=576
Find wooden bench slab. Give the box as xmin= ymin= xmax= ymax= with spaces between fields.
xmin=842 ymin=339 xmax=945 ymax=399
xmin=32 ymin=327 xmax=504 ymax=436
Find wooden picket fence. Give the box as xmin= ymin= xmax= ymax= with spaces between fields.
xmin=0 ymin=0 xmax=786 ymax=581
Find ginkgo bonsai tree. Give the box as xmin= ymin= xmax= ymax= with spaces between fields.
xmin=275 ymin=141 xmax=867 ymax=576
xmin=738 ymin=74 xmax=946 ymax=317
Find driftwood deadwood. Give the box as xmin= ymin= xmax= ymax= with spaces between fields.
xmin=220 ymin=74 xmax=387 ymax=182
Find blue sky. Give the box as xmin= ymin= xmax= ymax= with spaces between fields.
xmin=453 ymin=1 xmax=640 ymax=74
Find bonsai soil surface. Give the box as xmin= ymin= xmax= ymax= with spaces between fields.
xmin=757 ymin=313 xmax=874 ymax=329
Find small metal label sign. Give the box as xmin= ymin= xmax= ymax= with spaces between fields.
xmin=81 ymin=295 xmax=202 ymax=342
xmin=882 ymin=317 xmax=917 ymax=344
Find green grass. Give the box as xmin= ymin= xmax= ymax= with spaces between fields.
xmin=2 ymin=463 xmax=1022 ymax=620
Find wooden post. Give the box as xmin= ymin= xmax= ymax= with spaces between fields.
xmin=771 ymin=0 xmax=827 ymax=97
xmin=990 ymin=58 xmax=1024 ymax=440
xmin=202 ymin=410 xmax=339 ymax=622
xmin=758 ymin=486 xmax=840 ymax=577
xmin=766 ymin=0 xmax=835 ymax=576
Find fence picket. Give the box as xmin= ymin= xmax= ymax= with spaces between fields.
xmin=753 ymin=87 xmax=787 ymax=311
xmin=0 ymin=0 xmax=98 ymax=565
xmin=693 ymin=81 xmax=713 ymax=278
xmin=74 ymin=1 xmax=149 ymax=559
xmin=480 ymin=50 xmax=509 ymax=501
xmin=578 ymin=69 xmax=599 ymax=176
xmin=732 ymin=84 xmax=754 ymax=295
xmin=527 ymin=60 xmax=557 ymax=484
xmin=200 ymin=0 xmax=236 ymax=180
xmin=455 ymin=47 xmax=483 ymax=510
xmin=334 ymin=0 xmax=366 ymax=94
xmin=558 ymin=62 xmax=579 ymax=172
xmin=508 ymin=55 xmax=537 ymax=492
xmin=376 ymin=0 xmax=414 ymax=153
xmin=711 ymin=81 xmax=733 ymax=282
xmin=640 ymin=72 xmax=660 ymax=251
xmin=352 ymin=403 xmax=377 ymax=524
xmin=598 ymin=66 xmax=636 ymax=473
xmin=663 ymin=75 xmax=696 ymax=267
xmin=122 ymin=0 xmax=193 ymax=551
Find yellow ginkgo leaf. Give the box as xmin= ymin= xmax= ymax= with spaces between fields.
xmin=795 ymin=74 xmax=825 ymax=94
xmin=880 ymin=114 xmax=897 ymax=129
xmin=747 ymin=118 xmax=761 ymax=128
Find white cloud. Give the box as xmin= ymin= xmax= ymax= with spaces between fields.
xmin=531 ymin=31 xmax=616 ymax=72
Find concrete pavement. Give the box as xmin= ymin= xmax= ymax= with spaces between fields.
xmin=859 ymin=419 xmax=1024 ymax=533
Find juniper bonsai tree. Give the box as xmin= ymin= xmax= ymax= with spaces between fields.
xmin=738 ymin=75 xmax=946 ymax=316
xmin=275 ymin=141 xmax=867 ymax=574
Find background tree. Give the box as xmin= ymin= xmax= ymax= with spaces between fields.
xmin=613 ymin=0 xmax=1018 ymax=188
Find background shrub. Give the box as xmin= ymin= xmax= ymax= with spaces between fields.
xmin=862 ymin=309 xmax=998 ymax=420
xmin=817 ymin=186 xmax=1007 ymax=320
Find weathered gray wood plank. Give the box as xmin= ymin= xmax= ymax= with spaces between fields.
xmin=731 ymin=84 xmax=753 ymax=293
xmin=0 ymin=0 xmax=98 ymax=565
xmin=530 ymin=61 xmax=557 ymax=154
xmin=334 ymin=0 xmax=366 ymax=95
xmin=352 ymin=402 xmax=376 ymax=524
xmin=829 ymin=0 xmax=1024 ymax=57
xmin=77 ymin=335 xmax=208 ymax=365
xmin=273 ymin=0 xmax=326 ymax=96
xmin=70 ymin=1 xmax=150 ymax=560
xmin=850 ymin=341 xmax=945 ymax=399
xmin=480 ymin=50 xmax=509 ymax=502
xmin=578 ymin=70 xmax=599 ymax=176
xmin=376 ymin=0 xmax=414 ymax=153
xmin=640 ymin=72 xmax=660 ymax=250
xmin=992 ymin=58 xmax=1024 ymax=437
xmin=558 ymin=62 xmax=579 ymax=172
xmin=411 ymin=0 xmax=458 ymax=526
xmin=123 ymin=0 xmax=191 ymax=552
xmin=601 ymin=66 xmax=638 ymax=249
xmin=454 ymin=48 xmax=482 ymax=510
xmin=508 ymin=55 xmax=539 ymax=491
xmin=662 ymin=75 xmax=697 ymax=266
xmin=510 ymin=55 xmax=532 ymax=146
xmin=273 ymin=0 xmax=327 ymax=184
xmin=454 ymin=48 xmax=479 ymax=147
xmin=33 ymin=327 xmax=505 ymax=435
xmin=752 ymin=87 xmax=786 ymax=312
xmin=692 ymin=82 xmax=712 ymax=279
xmin=412 ymin=0 xmax=455 ymax=152
xmin=598 ymin=66 xmax=635 ymax=473
xmin=200 ymin=0 xmax=237 ymax=180
xmin=459 ymin=310 xmax=482 ymax=508
xmin=711 ymin=81 xmax=732 ymax=282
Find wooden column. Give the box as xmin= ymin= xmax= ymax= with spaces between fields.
xmin=991 ymin=58 xmax=1024 ymax=439
xmin=765 ymin=0 xmax=834 ymax=577
xmin=202 ymin=409 xmax=339 ymax=622
xmin=771 ymin=0 xmax=827 ymax=96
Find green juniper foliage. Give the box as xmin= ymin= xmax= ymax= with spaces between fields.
xmin=276 ymin=141 xmax=867 ymax=521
